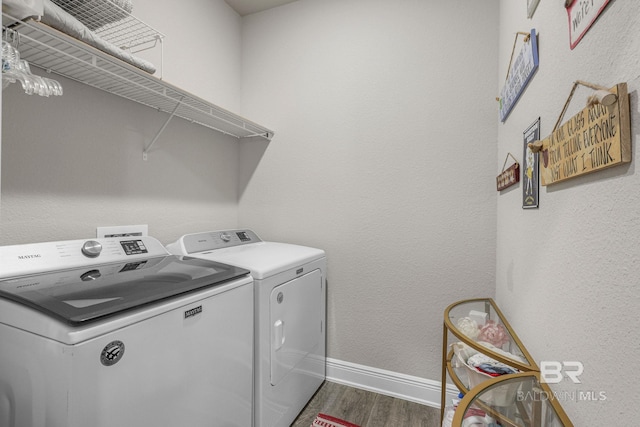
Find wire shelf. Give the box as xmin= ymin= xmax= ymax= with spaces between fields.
xmin=51 ymin=0 xmax=164 ymax=51
xmin=3 ymin=14 xmax=274 ymax=142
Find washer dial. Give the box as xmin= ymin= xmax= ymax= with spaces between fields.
xmin=81 ymin=240 xmax=103 ymax=258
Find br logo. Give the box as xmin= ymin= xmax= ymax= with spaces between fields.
xmin=540 ymin=361 xmax=583 ymax=384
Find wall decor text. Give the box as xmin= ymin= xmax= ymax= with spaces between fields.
xmin=498 ymin=29 xmax=539 ymax=122
xmin=497 ymin=153 xmax=520 ymax=191
xmin=566 ymin=0 xmax=611 ymax=49
xmin=537 ymin=83 xmax=630 ymax=185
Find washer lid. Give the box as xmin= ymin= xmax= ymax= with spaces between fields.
xmin=0 ymin=255 xmax=249 ymax=325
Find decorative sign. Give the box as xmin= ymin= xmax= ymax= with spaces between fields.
xmin=566 ymin=0 xmax=611 ymax=49
xmin=497 ymin=153 xmax=520 ymax=191
xmin=499 ymin=29 xmax=539 ymax=122
xmin=538 ymin=83 xmax=630 ymax=186
xmin=523 ymin=118 xmax=540 ymax=209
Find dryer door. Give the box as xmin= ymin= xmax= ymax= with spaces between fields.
xmin=270 ymin=268 xmax=323 ymax=386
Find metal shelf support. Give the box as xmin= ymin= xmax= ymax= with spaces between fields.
xmin=143 ymin=97 xmax=183 ymax=161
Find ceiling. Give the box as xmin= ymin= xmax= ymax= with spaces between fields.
xmin=224 ymin=0 xmax=299 ymax=16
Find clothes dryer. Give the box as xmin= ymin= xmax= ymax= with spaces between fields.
xmin=0 ymin=236 xmax=253 ymax=427
xmin=167 ymin=229 xmax=326 ymax=427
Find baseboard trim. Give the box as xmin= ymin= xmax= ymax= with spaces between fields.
xmin=325 ymin=358 xmax=459 ymax=409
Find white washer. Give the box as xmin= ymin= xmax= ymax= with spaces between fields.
xmin=167 ymin=229 xmax=326 ymax=427
xmin=0 ymin=236 xmax=254 ymax=427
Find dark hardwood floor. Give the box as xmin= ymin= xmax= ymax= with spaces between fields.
xmin=291 ymin=381 xmax=441 ymax=427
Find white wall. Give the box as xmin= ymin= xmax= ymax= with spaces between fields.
xmin=497 ymin=1 xmax=639 ymax=424
xmin=239 ymin=0 xmax=499 ymax=381
xmin=133 ymin=0 xmax=242 ymax=111
xmin=0 ymin=0 xmax=244 ymax=245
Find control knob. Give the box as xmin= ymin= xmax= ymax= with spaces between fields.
xmin=81 ymin=240 xmax=103 ymax=258
xmin=220 ymin=232 xmax=232 ymax=242
xmin=80 ymin=269 xmax=102 ymax=281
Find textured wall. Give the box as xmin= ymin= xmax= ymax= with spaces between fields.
xmin=0 ymin=77 xmax=240 ymax=245
xmin=0 ymin=0 xmax=243 ymax=245
xmin=133 ymin=0 xmax=242 ymax=111
xmin=496 ymin=0 xmax=640 ymax=424
xmin=239 ymin=0 xmax=499 ymax=380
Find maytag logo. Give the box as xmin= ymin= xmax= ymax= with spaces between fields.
xmin=18 ymin=254 xmax=42 ymax=260
xmin=100 ymin=341 xmax=125 ymax=366
xmin=184 ymin=305 xmax=203 ymax=319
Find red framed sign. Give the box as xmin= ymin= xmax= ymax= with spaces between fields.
xmin=496 ymin=163 xmax=520 ymax=191
xmin=566 ymin=0 xmax=611 ymax=49
xmin=496 ymin=153 xmax=520 ymax=191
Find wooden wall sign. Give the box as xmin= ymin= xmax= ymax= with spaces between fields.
xmin=566 ymin=0 xmax=611 ymax=49
xmin=537 ymin=83 xmax=630 ymax=186
xmin=497 ymin=153 xmax=520 ymax=191
xmin=499 ymin=29 xmax=539 ymax=122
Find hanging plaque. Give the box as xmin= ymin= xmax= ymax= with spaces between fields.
xmin=497 ymin=153 xmax=520 ymax=191
xmin=497 ymin=164 xmax=520 ymax=191
xmin=499 ymin=29 xmax=539 ymax=122
xmin=566 ymin=0 xmax=611 ymax=49
xmin=538 ymin=83 xmax=630 ymax=186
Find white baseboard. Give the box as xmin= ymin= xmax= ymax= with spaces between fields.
xmin=325 ymin=357 xmax=459 ymax=409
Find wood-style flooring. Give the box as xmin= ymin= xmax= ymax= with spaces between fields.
xmin=291 ymin=381 xmax=441 ymax=427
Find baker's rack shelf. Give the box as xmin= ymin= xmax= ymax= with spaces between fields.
xmin=2 ymin=12 xmax=274 ymax=153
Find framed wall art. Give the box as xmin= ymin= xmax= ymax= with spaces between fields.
xmin=523 ymin=118 xmax=540 ymax=209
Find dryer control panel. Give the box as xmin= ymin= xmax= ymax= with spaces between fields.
xmin=171 ymin=230 xmax=262 ymax=255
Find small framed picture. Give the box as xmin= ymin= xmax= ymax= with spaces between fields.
xmin=527 ymin=0 xmax=540 ymax=18
xmin=523 ymin=118 xmax=540 ymax=209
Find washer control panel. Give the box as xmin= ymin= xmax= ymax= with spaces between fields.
xmin=174 ymin=229 xmax=262 ymax=254
xmin=0 ymin=236 xmax=167 ymax=279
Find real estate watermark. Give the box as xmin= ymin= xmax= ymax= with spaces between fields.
xmin=517 ymin=389 xmax=607 ymax=402
xmin=515 ymin=361 xmax=608 ymax=402
xmin=540 ymin=361 xmax=584 ymax=384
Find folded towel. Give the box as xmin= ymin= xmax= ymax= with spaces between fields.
xmin=39 ymin=0 xmax=155 ymax=73
xmin=3 ymin=0 xmax=44 ymax=20
xmin=467 ymin=353 xmax=517 ymax=376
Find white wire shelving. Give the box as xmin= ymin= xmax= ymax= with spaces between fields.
xmin=2 ymin=10 xmax=274 ymax=158
xmin=50 ymin=0 xmax=162 ymax=52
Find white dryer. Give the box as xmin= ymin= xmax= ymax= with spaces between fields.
xmin=167 ymin=229 xmax=326 ymax=427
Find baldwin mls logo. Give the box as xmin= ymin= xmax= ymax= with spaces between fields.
xmin=100 ymin=340 xmax=125 ymax=366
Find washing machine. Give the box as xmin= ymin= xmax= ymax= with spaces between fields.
xmin=0 ymin=236 xmax=254 ymax=427
xmin=167 ymin=229 xmax=326 ymax=427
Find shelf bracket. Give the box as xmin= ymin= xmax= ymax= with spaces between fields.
xmin=143 ymin=97 xmax=183 ymax=161
xmin=245 ymin=132 xmax=273 ymax=140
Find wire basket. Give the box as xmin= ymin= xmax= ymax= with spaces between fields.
xmin=50 ymin=0 xmax=164 ymax=51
